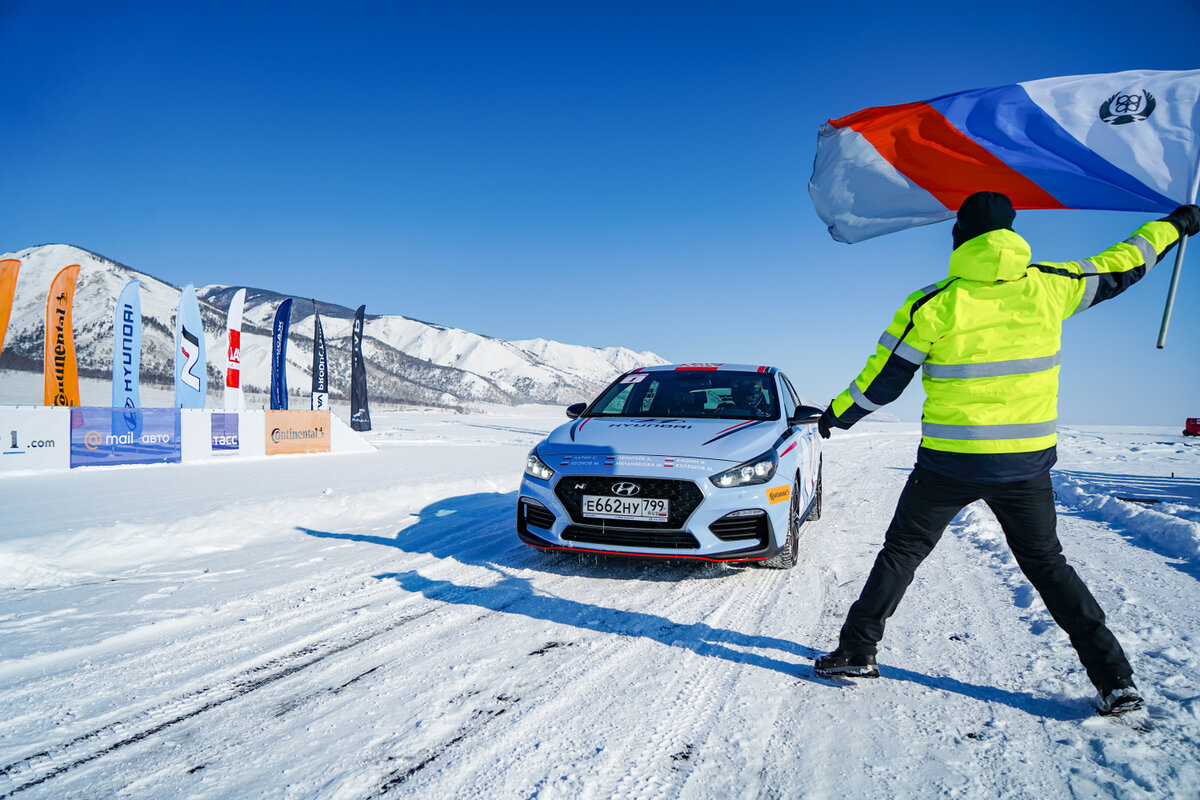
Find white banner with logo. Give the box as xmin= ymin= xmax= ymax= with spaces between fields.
xmin=0 ymin=407 xmax=70 ymax=473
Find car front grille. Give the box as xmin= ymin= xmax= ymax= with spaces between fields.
xmin=561 ymin=525 xmax=700 ymax=550
xmin=554 ymin=476 xmax=704 ymax=529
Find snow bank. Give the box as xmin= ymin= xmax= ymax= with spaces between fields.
xmin=1053 ymin=472 xmax=1200 ymax=566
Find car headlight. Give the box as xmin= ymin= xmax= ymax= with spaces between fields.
xmin=710 ymin=449 xmax=778 ymax=488
xmin=524 ymin=449 xmax=555 ymax=481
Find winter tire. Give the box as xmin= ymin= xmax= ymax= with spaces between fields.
xmin=762 ymin=474 xmax=800 ymax=569
xmin=807 ymin=461 xmax=822 ymax=521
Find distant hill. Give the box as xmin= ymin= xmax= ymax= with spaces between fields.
xmin=0 ymin=244 xmax=667 ymax=410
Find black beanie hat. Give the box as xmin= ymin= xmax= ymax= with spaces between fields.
xmin=952 ymin=191 xmax=1016 ymax=249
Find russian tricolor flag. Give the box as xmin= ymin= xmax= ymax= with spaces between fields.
xmin=809 ymin=69 xmax=1200 ymax=243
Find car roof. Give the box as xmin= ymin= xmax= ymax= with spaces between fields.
xmin=629 ymin=363 xmax=777 ymax=375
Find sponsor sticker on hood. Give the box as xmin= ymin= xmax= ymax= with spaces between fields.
xmin=559 ymin=454 xmax=711 ymax=473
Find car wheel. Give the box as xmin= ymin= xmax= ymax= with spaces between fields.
xmin=806 ymin=461 xmax=822 ymax=521
xmin=762 ymin=475 xmax=800 ymax=570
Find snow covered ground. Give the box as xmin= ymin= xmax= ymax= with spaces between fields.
xmin=1 ymin=394 xmax=1199 ymax=797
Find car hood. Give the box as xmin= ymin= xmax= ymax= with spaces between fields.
xmin=537 ymin=416 xmax=783 ymax=465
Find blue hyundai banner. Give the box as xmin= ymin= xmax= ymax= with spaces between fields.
xmin=211 ymin=412 xmax=239 ymax=452
xmin=70 ymin=407 xmax=181 ymax=468
xmin=112 ymin=280 xmax=142 ymax=437
xmin=270 ymin=298 xmax=293 ymax=410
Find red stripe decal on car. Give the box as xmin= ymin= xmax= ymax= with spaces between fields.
xmin=523 ymin=542 xmax=768 ymax=563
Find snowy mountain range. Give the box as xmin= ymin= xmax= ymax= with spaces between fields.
xmin=0 ymin=244 xmax=668 ymax=409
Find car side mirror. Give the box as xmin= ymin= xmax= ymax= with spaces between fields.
xmin=566 ymin=402 xmax=587 ymax=419
xmin=790 ymin=405 xmax=823 ymax=425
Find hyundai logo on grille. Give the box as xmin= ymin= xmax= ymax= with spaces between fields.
xmin=611 ymin=482 xmax=641 ymax=496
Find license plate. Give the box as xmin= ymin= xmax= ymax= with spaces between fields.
xmin=581 ymin=495 xmax=669 ymax=521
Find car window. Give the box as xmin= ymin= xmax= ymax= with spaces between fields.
xmin=779 ymin=373 xmax=798 ymax=421
xmin=600 ymin=384 xmax=634 ymax=414
xmin=587 ymin=370 xmax=780 ymax=420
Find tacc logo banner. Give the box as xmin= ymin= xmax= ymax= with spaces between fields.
xmin=211 ymin=412 xmax=240 ymax=453
xmin=265 ymin=410 xmax=330 ymax=456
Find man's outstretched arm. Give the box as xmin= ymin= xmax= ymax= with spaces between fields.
xmin=818 ymin=279 xmax=951 ymax=436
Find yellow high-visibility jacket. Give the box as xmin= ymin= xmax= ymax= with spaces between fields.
xmin=827 ymin=218 xmax=1184 ymax=482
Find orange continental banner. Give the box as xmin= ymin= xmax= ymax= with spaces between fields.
xmin=265 ymin=409 xmax=331 ymax=455
xmin=0 ymin=259 xmax=19 ymax=357
xmin=44 ymin=264 xmax=81 ymax=407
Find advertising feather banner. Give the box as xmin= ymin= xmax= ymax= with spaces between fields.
xmin=44 ymin=264 xmax=81 ymax=407
xmin=112 ymin=280 xmax=142 ymax=432
xmin=225 ymin=288 xmax=247 ymax=411
xmin=0 ymin=259 xmax=19 ymax=358
xmin=350 ymin=304 xmax=371 ymax=431
xmin=310 ymin=300 xmax=328 ymax=411
xmin=174 ymin=284 xmax=207 ymax=409
xmin=270 ymin=298 xmax=293 ymax=411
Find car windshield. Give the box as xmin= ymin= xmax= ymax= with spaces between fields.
xmin=587 ymin=370 xmax=780 ymax=421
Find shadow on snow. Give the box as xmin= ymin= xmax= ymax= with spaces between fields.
xmin=299 ymin=490 xmax=1084 ymax=721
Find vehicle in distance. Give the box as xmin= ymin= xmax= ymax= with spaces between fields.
xmin=517 ymin=363 xmax=824 ymax=568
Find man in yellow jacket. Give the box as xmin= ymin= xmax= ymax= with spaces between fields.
xmin=813 ymin=191 xmax=1200 ymax=716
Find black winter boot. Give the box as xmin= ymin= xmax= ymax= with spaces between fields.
xmin=814 ymin=648 xmax=879 ymax=679
xmin=1098 ymin=682 xmax=1144 ymax=716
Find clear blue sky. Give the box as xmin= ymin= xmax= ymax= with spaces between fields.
xmin=2 ymin=1 xmax=1198 ymax=424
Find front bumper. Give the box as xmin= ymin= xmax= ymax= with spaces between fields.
xmin=517 ymin=467 xmax=791 ymax=563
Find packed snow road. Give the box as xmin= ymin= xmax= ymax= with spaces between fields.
xmin=1 ymin=410 xmax=1198 ymax=798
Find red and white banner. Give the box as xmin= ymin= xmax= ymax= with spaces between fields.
xmin=225 ymin=288 xmax=247 ymax=410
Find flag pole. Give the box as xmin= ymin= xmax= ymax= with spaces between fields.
xmin=1156 ymin=164 xmax=1200 ymax=348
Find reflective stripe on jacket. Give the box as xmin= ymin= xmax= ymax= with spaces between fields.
xmin=828 ymin=218 xmax=1183 ymax=481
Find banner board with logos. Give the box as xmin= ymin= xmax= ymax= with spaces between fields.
xmin=265 ymin=410 xmax=331 ymax=456
xmin=70 ymin=407 xmax=181 ymax=468
xmin=211 ymin=412 xmax=240 ymax=454
xmin=0 ymin=407 xmax=362 ymax=472
xmin=0 ymin=407 xmax=70 ymax=472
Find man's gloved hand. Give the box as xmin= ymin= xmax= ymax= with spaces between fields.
xmin=817 ymin=407 xmax=834 ymax=439
xmin=1165 ymin=204 xmax=1200 ymax=237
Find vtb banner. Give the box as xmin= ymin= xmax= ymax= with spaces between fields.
xmin=809 ymin=68 xmax=1200 ymax=243
xmin=225 ymin=288 xmax=247 ymax=411
xmin=0 ymin=259 xmax=19 ymax=357
xmin=44 ymin=264 xmax=81 ymax=407
xmin=113 ymin=280 xmax=142 ymax=415
xmin=270 ymin=298 xmax=293 ymax=410
xmin=174 ymin=284 xmax=207 ymax=408
xmin=311 ymin=301 xmax=328 ymax=411
xmin=350 ymin=304 xmax=371 ymax=432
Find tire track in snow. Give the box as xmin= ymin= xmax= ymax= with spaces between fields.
xmin=599 ymin=569 xmax=790 ymax=800
xmin=0 ymin=604 xmax=444 ymax=798
xmin=383 ymin=558 xmax=806 ymax=799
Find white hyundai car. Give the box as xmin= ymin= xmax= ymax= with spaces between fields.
xmin=517 ymin=363 xmax=824 ymax=568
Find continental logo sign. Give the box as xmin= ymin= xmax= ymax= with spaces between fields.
xmin=265 ymin=410 xmax=331 ymax=455
xmin=766 ymin=485 xmax=791 ymax=505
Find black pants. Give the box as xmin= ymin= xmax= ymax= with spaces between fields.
xmin=839 ymin=465 xmax=1133 ymax=691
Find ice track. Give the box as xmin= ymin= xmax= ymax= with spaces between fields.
xmin=1 ymin=414 xmax=1198 ymax=798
